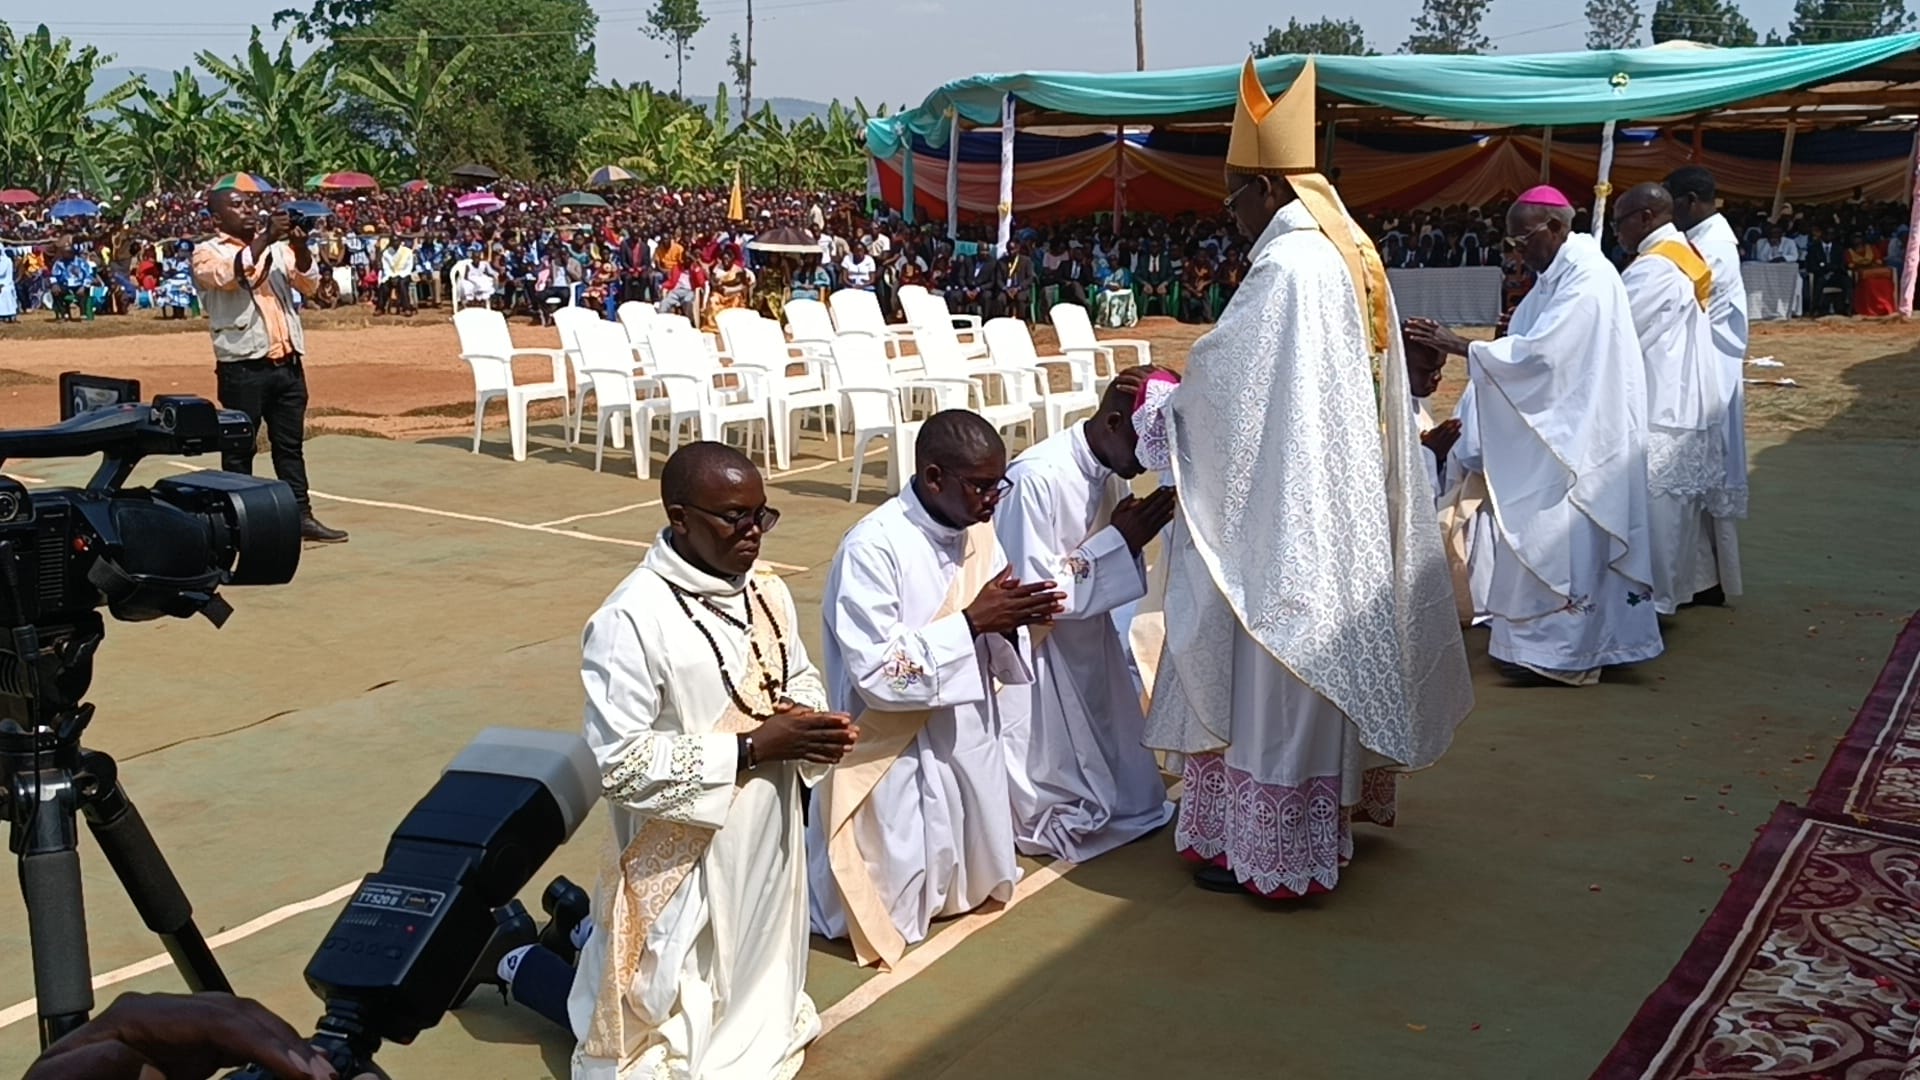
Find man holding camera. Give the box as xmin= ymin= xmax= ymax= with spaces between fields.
xmin=192 ymin=188 xmax=348 ymax=544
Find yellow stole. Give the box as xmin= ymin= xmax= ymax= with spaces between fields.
xmin=1645 ymin=238 xmax=1713 ymax=310
xmin=815 ymin=522 xmax=1000 ymax=969
xmin=1288 ymin=172 xmax=1392 ymax=356
xmin=580 ymin=571 xmax=787 ymax=1067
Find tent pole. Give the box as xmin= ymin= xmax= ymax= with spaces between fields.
xmin=1900 ymin=122 xmax=1920 ymax=316
xmin=1691 ymin=122 xmax=1704 ymax=163
xmin=900 ymin=144 xmax=916 ymax=225
xmin=946 ymin=110 xmax=960 ymax=241
xmin=1590 ymin=120 xmax=1616 ymax=239
xmin=1770 ymin=113 xmax=1797 ymax=221
xmin=1321 ymin=111 xmax=1337 ymax=174
xmin=997 ymin=94 xmax=1015 ymax=257
xmin=1112 ymin=124 xmax=1125 ymax=224
xmin=1539 ymin=126 xmax=1553 ymax=183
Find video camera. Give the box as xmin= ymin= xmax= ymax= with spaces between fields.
xmin=228 ymin=728 xmax=599 ymax=1079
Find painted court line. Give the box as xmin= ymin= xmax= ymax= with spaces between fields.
xmin=0 ymin=880 xmax=362 ymax=1031
xmin=815 ymin=860 xmax=1078 ymax=1040
xmin=165 ymin=462 xmax=812 ymax=573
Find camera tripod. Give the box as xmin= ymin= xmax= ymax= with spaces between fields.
xmin=0 ymin=622 xmax=229 ymax=1049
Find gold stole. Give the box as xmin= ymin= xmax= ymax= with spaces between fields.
xmin=815 ymin=522 xmax=1000 ymax=969
xmin=580 ymin=577 xmax=787 ymax=1067
xmin=1646 ymin=238 xmax=1713 ymax=310
xmin=1288 ymin=172 xmax=1392 ymax=356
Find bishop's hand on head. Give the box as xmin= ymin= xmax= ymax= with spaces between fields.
xmin=1402 ymin=317 xmax=1473 ymax=360
xmin=963 ymin=566 xmax=1066 ymax=637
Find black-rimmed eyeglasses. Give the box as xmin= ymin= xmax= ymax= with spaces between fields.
xmin=686 ymin=504 xmax=782 ymax=535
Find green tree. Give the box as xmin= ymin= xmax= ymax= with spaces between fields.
xmin=1586 ymin=0 xmax=1646 ymax=47
xmin=336 ymin=29 xmax=477 ymax=168
xmin=195 ymin=30 xmax=350 ymax=184
xmin=727 ymin=32 xmax=756 ymax=121
xmin=1779 ymin=0 xmax=1914 ymax=42
xmin=1252 ymin=17 xmax=1376 ymax=56
xmin=1403 ymin=0 xmax=1494 ymax=53
xmin=644 ymin=0 xmax=708 ymax=99
xmin=1650 ymin=0 xmax=1759 ymax=45
xmin=107 ymin=69 xmax=235 ymax=195
xmin=0 ymin=23 xmax=139 ymax=193
xmin=333 ymin=0 xmax=597 ymax=178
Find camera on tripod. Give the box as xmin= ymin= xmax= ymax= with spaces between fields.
xmin=0 ymin=392 xmax=305 ymax=1047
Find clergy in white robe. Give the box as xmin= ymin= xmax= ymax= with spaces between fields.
xmin=570 ymin=443 xmax=854 ymax=1080
xmin=1613 ymin=183 xmax=1730 ymax=615
xmin=1144 ymin=57 xmax=1475 ymax=900
xmin=808 ymin=410 xmax=1059 ymax=968
xmin=0 ymin=250 xmax=17 ymax=321
xmin=996 ymin=376 xmax=1177 ymax=863
xmin=1667 ymin=166 xmax=1748 ymax=600
xmin=1408 ymin=185 xmax=1664 ymax=686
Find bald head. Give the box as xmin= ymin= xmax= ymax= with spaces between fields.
xmin=661 ymin=440 xmax=756 ymax=507
xmin=1614 ymin=182 xmax=1674 ymax=255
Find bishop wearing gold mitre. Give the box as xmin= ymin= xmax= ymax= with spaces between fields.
xmin=1139 ymin=57 xmax=1474 ymax=899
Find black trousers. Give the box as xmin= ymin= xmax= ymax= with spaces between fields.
xmin=216 ymin=357 xmax=311 ymax=512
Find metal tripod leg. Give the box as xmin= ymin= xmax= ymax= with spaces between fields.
xmin=15 ymin=769 xmax=94 ymax=1048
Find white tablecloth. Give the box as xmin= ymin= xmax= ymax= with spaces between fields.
xmin=1386 ymin=266 xmax=1503 ymax=326
xmin=1740 ymin=261 xmax=1803 ymax=321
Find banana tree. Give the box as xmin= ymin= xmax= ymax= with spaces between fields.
xmin=336 ymin=30 xmax=477 ymax=171
xmin=0 ymin=23 xmax=139 ymax=192
xmin=195 ymin=30 xmax=345 ymax=185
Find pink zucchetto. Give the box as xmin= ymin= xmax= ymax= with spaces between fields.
xmin=1515 ymin=185 xmax=1574 ymax=208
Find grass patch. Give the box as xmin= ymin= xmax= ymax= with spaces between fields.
xmin=0 ymin=369 xmax=54 ymax=388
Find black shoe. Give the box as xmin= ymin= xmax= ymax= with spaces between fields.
xmin=301 ymin=515 xmax=349 ymax=544
xmin=538 ymin=876 xmax=591 ymax=966
xmin=1192 ymin=864 xmax=1244 ymax=894
xmin=1687 ymin=585 xmax=1727 ymax=608
xmin=452 ymin=900 xmax=539 ymax=1010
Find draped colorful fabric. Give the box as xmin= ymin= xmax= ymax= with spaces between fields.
xmin=875 ymin=129 xmax=1915 ymax=221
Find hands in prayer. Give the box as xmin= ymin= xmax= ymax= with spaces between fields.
xmin=1421 ymin=418 xmax=1463 ymax=466
xmin=753 ymin=701 xmax=859 ymax=766
xmin=964 ymin=566 xmax=1066 ymax=636
xmin=1112 ymin=487 xmax=1177 ymax=555
xmin=1402 ymin=317 xmax=1474 ymax=359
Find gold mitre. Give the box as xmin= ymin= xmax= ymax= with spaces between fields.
xmin=1226 ymin=56 xmax=1317 ymax=173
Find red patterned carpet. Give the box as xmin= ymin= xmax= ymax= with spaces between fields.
xmin=1595 ymin=615 xmax=1920 ymax=1079
xmin=1593 ymin=805 xmax=1920 ymax=1080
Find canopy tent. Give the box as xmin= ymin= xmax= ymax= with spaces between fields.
xmin=870 ymin=34 xmax=1920 ymax=310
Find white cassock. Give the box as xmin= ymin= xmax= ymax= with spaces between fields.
xmin=0 ymin=253 xmax=16 ymax=319
xmin=1467 ymin=233 xmax=1663 ymax=683
xmin=569 ymin=536 xmax=825 ymax=1080
xmin=807 ymin=481 xmax=1028 ymax=960
xmin=1684 ymin=212 xmax=1748 ymax=598
xmin=996 ymin=423 xmax=1174 ymax=863
xmin=1143 ymin=199 xmax=1473 ymax=898
xmin=1622 ymin=223 xmax=1728 ymax=614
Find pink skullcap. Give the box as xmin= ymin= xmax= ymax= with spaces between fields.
xmin=1515 ymin=185 xmax=1573 ymax=208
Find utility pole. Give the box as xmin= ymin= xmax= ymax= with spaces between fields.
xmin=1133 ymin=0 xmax=1146 ymax=70
xmin=744 ymin=0 xmax=754 ymax=122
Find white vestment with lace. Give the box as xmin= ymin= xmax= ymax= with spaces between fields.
xmin=1142 ymin=200 xmax=1474 ymax=896
xmin=568 ymin=536 xmax=826 ymax=1080
xmin=1623 ymin=223 xmax=1729 ymax=614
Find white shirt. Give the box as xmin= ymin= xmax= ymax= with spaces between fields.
xmin=1755 ymin=236 xmax=1800 ymax=263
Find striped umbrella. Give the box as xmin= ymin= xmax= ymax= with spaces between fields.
xmin=587 ymin=165 xmax=636 ymax=188
xmin=319 ymin=171 xmax=378 ymax=192
xmin=455 ymin=191 xmax=506 ymax=216
xmin=211 ymin=172 xmax=276 ymax=193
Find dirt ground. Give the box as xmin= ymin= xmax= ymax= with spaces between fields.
xmin=0 ymin=308 xmax=1914 ymax=1078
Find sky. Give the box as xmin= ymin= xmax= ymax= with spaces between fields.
xmin=5 ymin=0 xmax=1808 ymax=108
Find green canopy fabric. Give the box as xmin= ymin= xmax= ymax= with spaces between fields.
xmin=867 ymin=35 xmax=1920 ymax=158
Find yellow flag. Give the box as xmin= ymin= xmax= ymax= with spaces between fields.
xmin=727 ymin=163 xmax=745 ymax=223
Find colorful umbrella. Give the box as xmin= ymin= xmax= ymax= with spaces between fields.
xmin=587 ymin=165 xmax=636 ymax=188
xmin=455 ymin=192 xmax=506 ymax=216
xmin=48 ymin=198 xmax=101 ymax=219
xmin=0 ymin=189 xmax=39 ymax=206
xmin=319 ymin=171 xmax=378 ymax=192
xmin=211 ymin=173 xmax=276 ymax=193
xmin=304 ymin=172 xmax=328 ymax=190
xmin=552 ymin=191 xmax=609 ymax=209
xmin=449 ymin=163 xmax=500 ymax=183
xmin=400 ymin=179 xmax=431 ymax=193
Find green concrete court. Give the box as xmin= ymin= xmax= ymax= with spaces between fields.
xmin=0 ymin=386 xmax=1914 ymax=1078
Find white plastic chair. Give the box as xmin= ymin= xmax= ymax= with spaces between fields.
xmin=1051 ymin=302 xmax=1151 ymax=391
xmin=985 ymin=317 xmax=1099 ymax=438
xmin=784 ymin=298 xmax=839 ymax=355
xmin=833 ymin=333 xmax=920 ymax=502
xmin=573 ymin=319 xmax=646 ymax=476
xmin=900 ymin=286 xmax=988 ymax=362
xmin=732 ymin=316 xmax=841 ymax=470
xmin=550 ymin=307 xmax=608 ymax=446
xmin=452 ymin=307 xmax=570 ymax=461
xmin=617 ymin=301 xmax=658 ymax=355
xmin=643 ymin=325 xmax=772 ymax=472
xmin=829 ymin=287 xmax=914 ymax=359
xmin=911 ymin=325 xmax=1034 ymax=447
xmin=898 ymin=283 xmax=983 ymax=351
